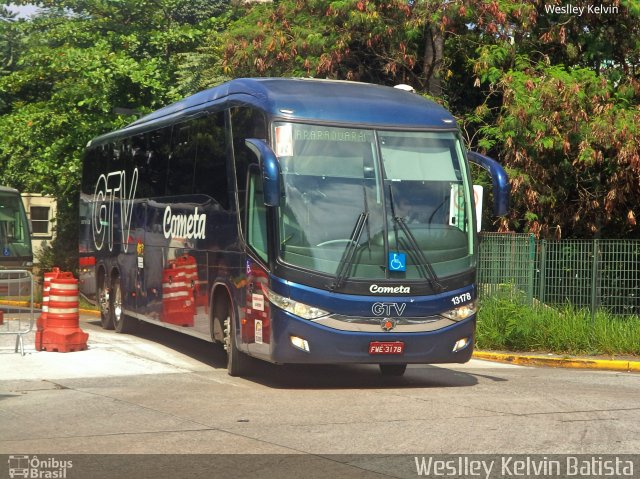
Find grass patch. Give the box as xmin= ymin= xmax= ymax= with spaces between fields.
xmin=477 ymin=292 xmax=640 ymax=357
xmin=79 ymin=296 xmax=99 ymax=311
xmin=1 ymin=291 xmax=98 ymax=312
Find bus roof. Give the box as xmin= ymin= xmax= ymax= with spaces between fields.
xmin=92 ymin=78 xmax=457 ymax=145
xmin=0 ymin=186 xmax=20 ymax=194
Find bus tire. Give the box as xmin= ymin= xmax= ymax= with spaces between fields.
xmin=112 ymin=276 xmax=137 ymax=334
xmin=211 ymin=294 xmax=225 ymax=343
xmin=98 ymin=274 xmax=114 ymax=330
xmin=218 ymin=299 xmax=249 ymax=377
xmin=379 ymin=364 xmax=407 ymax=377
xmin=226 ymin=316 xmax=249 ymax=377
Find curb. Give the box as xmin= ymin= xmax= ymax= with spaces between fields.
xmin=0 ymin=300 xmax=100 ymax=316
xmin=0 ymin=300 xmax=38 ymax=308
xmin=473 ymin=351 xmax=640 ymax=373
xmin=1 ymin=301 xmax=100 ymax=318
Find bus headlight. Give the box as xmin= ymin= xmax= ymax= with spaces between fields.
xmin=441 ymin=301 xmax=477 ymax=322
xmin=265 ymin=289 xmax=329 ymax=320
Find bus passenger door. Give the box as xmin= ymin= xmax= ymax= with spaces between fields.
xmin=245 ymin=259 xmax=270 ymax=357
xmin=244 ymin=167 xmax=271 ymax=358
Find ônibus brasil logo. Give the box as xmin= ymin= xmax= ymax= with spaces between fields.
xmin=8 ymin=455 xmax=73 ymax=479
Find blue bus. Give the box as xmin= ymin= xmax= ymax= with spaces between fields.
xmin=79 ymin=78 xmax=508 ymax=376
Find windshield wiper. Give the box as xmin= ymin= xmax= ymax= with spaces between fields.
xmin=330 ymin=212 xmax=368 ymax=291
xmin=388 ymin=186 xmax=444 ymax=292
xmin=395 ymin=216 xmax=444 ymax=292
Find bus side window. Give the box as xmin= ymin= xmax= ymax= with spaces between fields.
xmin=193 ymin=112 xmax=229 ymax=209
xmin=166 ymin=122 xmax=195 ymax=196
xmin=132 ymin=132 xmax=168 ymax=199
xmin=110 ymin=140 xmax=124 ymax=173
xmin=246 ymin=166 xmax=268 ymax=262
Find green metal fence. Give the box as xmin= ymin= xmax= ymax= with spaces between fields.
xmin=477 ymin=233 xmax=640 ymax=317
xmin=477 ymin=232 xmax=536 ymax=302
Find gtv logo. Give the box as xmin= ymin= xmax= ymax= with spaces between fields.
xmin=93 ymin=168 xmax=138 ymax=253
xmin=371 ymin=302 xmax=407 ymax=317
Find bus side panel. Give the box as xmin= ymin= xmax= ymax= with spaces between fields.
xmin=79 ymin=144 xmax=109 ymax=302
xmin=148 ymin=198 xmax=240 ymax=336
xmin=81 ymin=110 xmax=242 ymax=338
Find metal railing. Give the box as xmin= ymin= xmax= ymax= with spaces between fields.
xmin=478 ymin=233 xmax=640 ymax=317
xmin=0 ymin=269 xmax=35 ymax=355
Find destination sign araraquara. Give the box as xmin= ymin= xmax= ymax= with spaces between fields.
xmin=275 ymin=123 xmax=373 ymax=158
xmin=294 ymin=128 xmax=371 ymax=143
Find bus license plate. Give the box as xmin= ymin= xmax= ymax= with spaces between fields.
xmin=369 ymin=341 xmax=404 ymax=355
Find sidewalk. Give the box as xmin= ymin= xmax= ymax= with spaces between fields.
xmin=0 ymin=312 xmax=208 ymax=381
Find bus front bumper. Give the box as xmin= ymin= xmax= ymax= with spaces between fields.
xmin=268 ymin=310 xmax=476 ymax=365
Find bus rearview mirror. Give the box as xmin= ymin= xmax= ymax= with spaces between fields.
xmin=245 ymin=139 xmax=281 ymax=207
xmin=467 ymin=151 xmax=509 ymax=216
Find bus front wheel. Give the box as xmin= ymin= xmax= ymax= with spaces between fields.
xmin=379 ymin=364 xmax=407 ymax=377
xmin=217 ymin=299 xmax=249 ymax=377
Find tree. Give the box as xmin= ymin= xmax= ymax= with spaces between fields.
xmin=0 ymin=0 xmax=231 ymax=269
xmin=0 ymin=6 xmax=18 ymax=74
xmin=477 ymin=65 xmax=640 ymax=237
xmin=219 ymin=0 xmax=435 ymax=86
xmin=471 ymin=1 xmax=640 ymax=237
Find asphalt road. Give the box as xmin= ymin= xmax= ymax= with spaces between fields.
xmin=1 ymin=317 xmax=639 ymax=477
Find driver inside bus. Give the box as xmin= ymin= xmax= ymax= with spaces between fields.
xmin=395 ymin=193 xmax=428 ymax=224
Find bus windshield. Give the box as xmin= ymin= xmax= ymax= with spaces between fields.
xmin=0 ymin=189 xmax=32 ymax=264
xmin=274 ymin=123 xmax=474 ymax=281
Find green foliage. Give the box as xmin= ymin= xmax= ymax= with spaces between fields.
xmin=456 ymin=1 xmax=640 ymax=238
xmin=477 ymin=64 xmax=640 ymax=237
xmin=219 ymin=0 xmax=450 ymax=87
xmin=477 ymin=293 xmax=640 ymax=356
xmin=0 ymin=0 xmax=230 ymax=270
xmin=172 ymin=20 xmax=231 ymax=95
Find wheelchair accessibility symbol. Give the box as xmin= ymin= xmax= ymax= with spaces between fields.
xmin=389 ymin=252 xmax=406 ymax=272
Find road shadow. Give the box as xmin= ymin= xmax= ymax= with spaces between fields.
xmin=245 ymin=362 xmax=480 ymax=390
xmin=85 ymin=320 xmax=481 ymax=390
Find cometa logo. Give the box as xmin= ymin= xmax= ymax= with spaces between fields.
xmin=369 ymin=284 xmax=411 ymax=294
xmin=163 ymin=206 xmax=206 ymax=240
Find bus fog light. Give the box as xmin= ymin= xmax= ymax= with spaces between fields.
xmin=290 ymin=336 xmax=310 ymax=352
xmin=453 ymin=337 xmax=471 ymax=352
